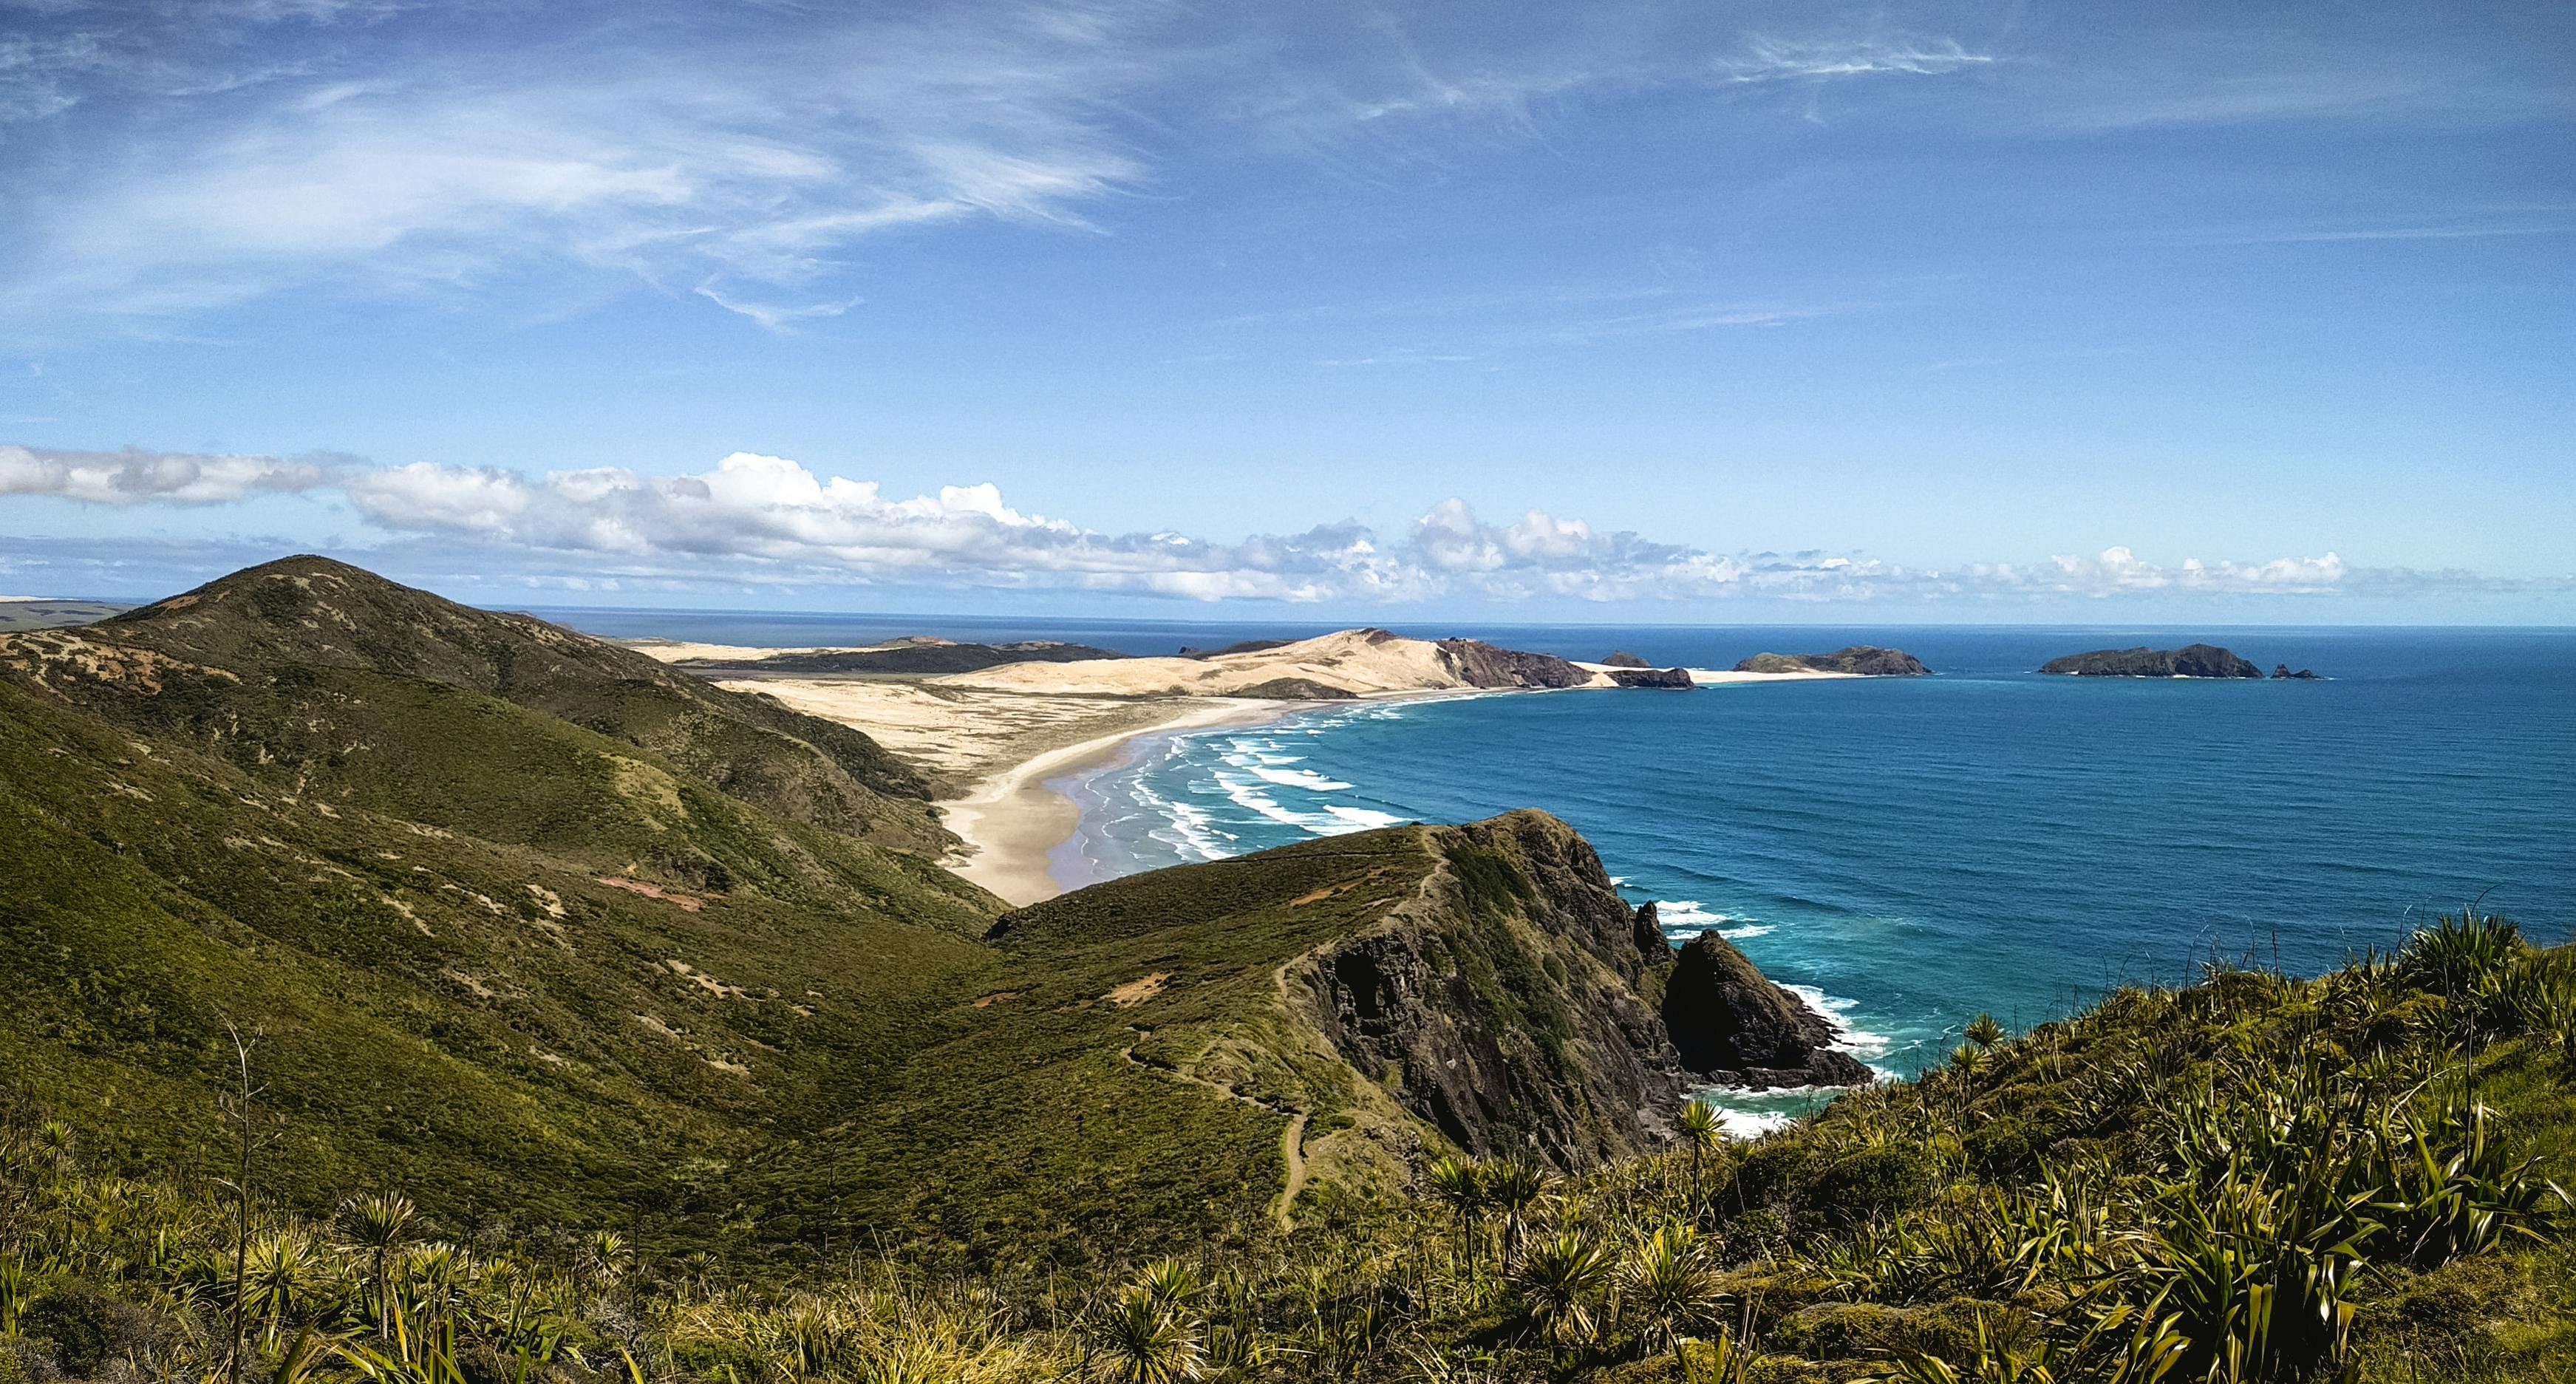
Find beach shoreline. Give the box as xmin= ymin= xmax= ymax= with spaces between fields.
xmin=929 ymin=670 xmax=1867 ymax=907
xmin=936 ymin=696 xmax=1303 ymax=906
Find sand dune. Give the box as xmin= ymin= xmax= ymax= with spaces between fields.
xmin=934 ymin=627 xmax=1598 ymax=698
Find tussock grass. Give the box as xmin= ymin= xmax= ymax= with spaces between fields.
xmin=5 ymin=916 xmax=2569 ymax=1382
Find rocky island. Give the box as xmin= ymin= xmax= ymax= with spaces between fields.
xmin=1733 ymin=645 xmax=1931 ymax=676
xmin=2040 ymin=644 xmax=2263 ymax=678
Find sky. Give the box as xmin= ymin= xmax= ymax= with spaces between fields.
xmin=0 ymin=0 xmax=2569 ymax=621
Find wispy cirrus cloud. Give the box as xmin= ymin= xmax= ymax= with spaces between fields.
xmin=0 ymin=1 xmax=1161 ymax=335
xmin=1714 ymin=36 xmax=1992 ymax=84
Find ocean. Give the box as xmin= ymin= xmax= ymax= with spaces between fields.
xmin=546 ymin=610 xmax=2576 ymax=1130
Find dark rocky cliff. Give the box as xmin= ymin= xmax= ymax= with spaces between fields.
xmin=1297 ymin=811 xmax=1867 ymax=1166
xmin=2040 ymin=644 xmax=2263 ymax=678
xmin=1434 ymin=638 xmax=1598 ymax=689
xmin=1662 ymin=933 xmax=1873 ymax=1089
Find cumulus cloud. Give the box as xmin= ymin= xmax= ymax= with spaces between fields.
xmin=0 ymin=444 xmax=333 ymax=504
xmin=7 ymin=443 xmax=2544 ymax=608
xmin=318 ymin=450 xmax=2459 ymax=607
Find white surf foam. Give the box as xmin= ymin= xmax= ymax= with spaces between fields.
xmin=1652 ymin=900 xmax=1773 ymax=939
xmin=1124 ymin=776 xmax=1235 ymax=862
xmin=1781 ymin=983 xmax=1894 ymax=1060
xmin=1713 ymin=1106 xmax=1796 ymax=1139
xmin=1250 ymin=766 xmax=1354 ymax=791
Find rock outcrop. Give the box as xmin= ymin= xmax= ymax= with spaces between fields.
xmin=1734 ymin=647 xmax=1931 ymax=676
xmin=2039 ymin=644 xmax=2263 ymax=678
xmin=1601 ymin=651 xmax=1652 ymax=668
xmin=1301 ymin=814 xmax=1689 ymax=1165
xmin=1434 ymin=638 xmax=1597 ymax=689
xmin=1660 ymin=933 xmax=1873 ymax=1090
xmin=2272 ymin=664 xmax=2319 ymax=680
xmin=1297 ymin=812 xmax=1871 ymax=1166
xmin=1608 ymin=667 xmax=1695 ymax=689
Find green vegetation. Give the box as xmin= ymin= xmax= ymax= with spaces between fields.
xmin=7 ymin=557 xmax=2572 ymax=1381
xmin=0 ymin=559 xmax=1701 ymax=1275
xmin=3 ymin=916 xmax=2569 ymax=1381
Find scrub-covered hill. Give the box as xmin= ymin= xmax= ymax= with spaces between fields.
xmin=53 ymin=556 xmax=944 ymax=849
xmin=0 ymin=557 xmax=1853 ymax=1272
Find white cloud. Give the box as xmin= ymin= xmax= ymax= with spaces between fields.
xmin=0 ymin=2 xmax=1156 ymax=332
xmin=1715 ymin=37 xmax=1993 ymax=84
xmin=1 ymin=443 xmax=2558 ymax=607
xmin=318 ymin=450 xmax=2435 ymax=607
xmin=0 ymin=444 xmax=333 ymax=504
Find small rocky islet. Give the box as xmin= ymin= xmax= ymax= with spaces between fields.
xmin=1732 ymin=645 xmax=1932 ymax=676
xmin=2038 ymin=644 xmax=2320 ymax=679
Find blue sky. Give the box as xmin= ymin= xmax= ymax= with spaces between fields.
xmin=0 ymin=0 xmax=2569 ymax=621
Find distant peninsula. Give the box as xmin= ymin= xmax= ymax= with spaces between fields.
xmin=1733 ymin=646 xmax=1931 ymax=676
xmin=2040 ymin=644 xmax=2263 ymax=678
xmin=677 ymin=636 xmax=1127 ymax=675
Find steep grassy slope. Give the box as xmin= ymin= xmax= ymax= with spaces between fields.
xmin=0 ymin=562 xmax=1026 ymax=1238
xmin=735 ymin=812 xmax=1704 ymax=1267
xmin=0 ymin=673 xmax=997 ymax=1234
xmin=0 ymin=558 xmax=1757 ymax=1272
xmin=61 ymin=556 xmax=944 ymax=850
xmin=5 ymin=918 xmax=2568 ymax=1383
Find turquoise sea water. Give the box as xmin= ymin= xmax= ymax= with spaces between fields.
xmin=1046 ymin=627 xmax=2575 ymax=1118
xmin=545 ymin=609 xmax=2575 ymax=1127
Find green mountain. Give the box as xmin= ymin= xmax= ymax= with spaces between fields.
xmin=0 ymin=562 xmax=1002 ymax=1232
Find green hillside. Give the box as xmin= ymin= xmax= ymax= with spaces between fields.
xmin=0 ymin=559 xmax=1714 ymax=1272
xmin=4 ymin=916 xmax=2569 ymax=1383
xmin=5 ymin=557 xmax=2570 ymax=1383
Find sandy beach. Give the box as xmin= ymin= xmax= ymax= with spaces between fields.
xmin=934 ymin=697 xmax=1296 ymax=906
xmin=679 ymin=630 xmax=1870 ymax=908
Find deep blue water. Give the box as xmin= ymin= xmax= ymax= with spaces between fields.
xmin=1054 ymin=627 xmax=2576 ymax=1118
xmin=541 ymin=606 xmax=2575 ymax=1124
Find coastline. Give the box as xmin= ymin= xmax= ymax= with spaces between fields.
xmin=937 ymin=696 xmax=1302 ymax=907
xmin=935 ymin=669 xmax=1865 ymax=907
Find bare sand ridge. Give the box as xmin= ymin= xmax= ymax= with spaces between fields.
xmin=933 ymin=627 xmax=1571 ymax=698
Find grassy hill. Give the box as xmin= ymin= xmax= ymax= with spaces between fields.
xmin=68 ymin=556 xmax=942 ymax=850
xmin=5 ymin=556 xmax=2569 ymax=1383
xmin=0 ymin=558 xmax=1725 ymax=1274
xmin=4 ymin=916 xmax=2569 ymax=1383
